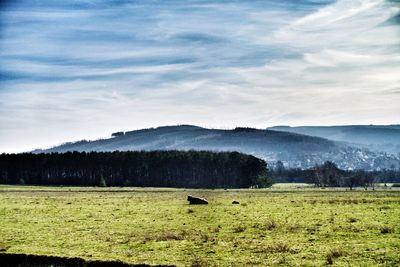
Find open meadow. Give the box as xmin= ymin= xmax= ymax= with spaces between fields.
xmin=0 ymin=185 xmax=399 ymax=266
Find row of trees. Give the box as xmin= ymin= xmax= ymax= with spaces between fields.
xmin=0 ymin=151 xmax=270 ymax=188
xmin=307 ymin=161 xmax=374 ymax=190
xmin=272 ymin=160 xmax=400 ymax=189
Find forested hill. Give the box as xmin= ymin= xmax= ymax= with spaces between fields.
xmin=36 ymin=125 xmax=400 ymax=170
xmin=40 ymin=125 xmax=335 ymax=155
xmin=268 ymin=125 xmax=400 ymax=155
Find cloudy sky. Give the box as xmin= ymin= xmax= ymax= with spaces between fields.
xmin=1 ymin=0 xmax=399 ymax=152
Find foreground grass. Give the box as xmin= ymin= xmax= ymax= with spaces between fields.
xmin=0 ymin=186 xmax=399 ymax=266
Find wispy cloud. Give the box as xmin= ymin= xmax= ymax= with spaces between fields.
xmin=0 ymin=0 xmax=399 ymax=152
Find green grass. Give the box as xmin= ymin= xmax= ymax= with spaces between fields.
xmin=0 ymin=185 xmax=399 ymax=266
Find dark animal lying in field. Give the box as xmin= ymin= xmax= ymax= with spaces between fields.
xmin=232 ymin=201 xmax=240 ymax=204
xmin=187 ymin=195 xmax=208 ymax=205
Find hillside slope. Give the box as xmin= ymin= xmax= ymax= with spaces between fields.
xmin=268 ymin=125 xmax=400 ymax=155
xmin=37 ymin=125 xmax=399 ymax=170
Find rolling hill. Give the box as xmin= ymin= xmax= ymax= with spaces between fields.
xmin=36 ymin=125 xmax=400 ymax=170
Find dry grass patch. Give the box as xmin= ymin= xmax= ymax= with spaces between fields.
xmin=187 ymin=208 xmax=194 ymax=214
xmin=232 ymin=225 xmax=246 ymax=233
xmin=286 ymin=223 xmax=301 ymax=233
xmin=255 ymin=242 xmax=297 ymax=254
xmin=191 ymin=256 xmax=209 ymax=267
xmin=156 ymin=231 xmax=185 ymax=241
xmin=347 ymin=217 xmax=358 ymax=223
xmin=380 ymin=226 xmax=393 ymax=234
xmin=264 ymin=219 xmax=278 ymax=230
xmin=326 ymin=248 xmax=347 ymax=265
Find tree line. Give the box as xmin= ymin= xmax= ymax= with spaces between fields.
xmin=0 ymin=151 xmax=270 ymax=188
xmin=272 ymin=160 xmax=400 ymax=189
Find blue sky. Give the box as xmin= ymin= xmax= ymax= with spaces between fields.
xmin=0 ymin=0 xmax=399 ymax=152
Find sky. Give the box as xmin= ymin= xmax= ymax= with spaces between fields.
xmin=0 ymin=0 xmax=399 ymax=153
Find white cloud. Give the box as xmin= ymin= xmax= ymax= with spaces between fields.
xmin=0 ymin=0 xmax=399 ymax=152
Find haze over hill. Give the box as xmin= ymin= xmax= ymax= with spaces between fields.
xmin=36 ymin=125 xmax=400 ymax=171
xmin=268 ymin=125 xmax=400 ymax=155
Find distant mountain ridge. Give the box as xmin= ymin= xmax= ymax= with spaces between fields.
xmin=36 ymin=125 xmax=400 ymax=170
xmin=268 ymin=125 xmax=400 ymax=155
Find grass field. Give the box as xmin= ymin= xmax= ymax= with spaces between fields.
xmin=0 ymin=185 xmax=399 ymax=266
